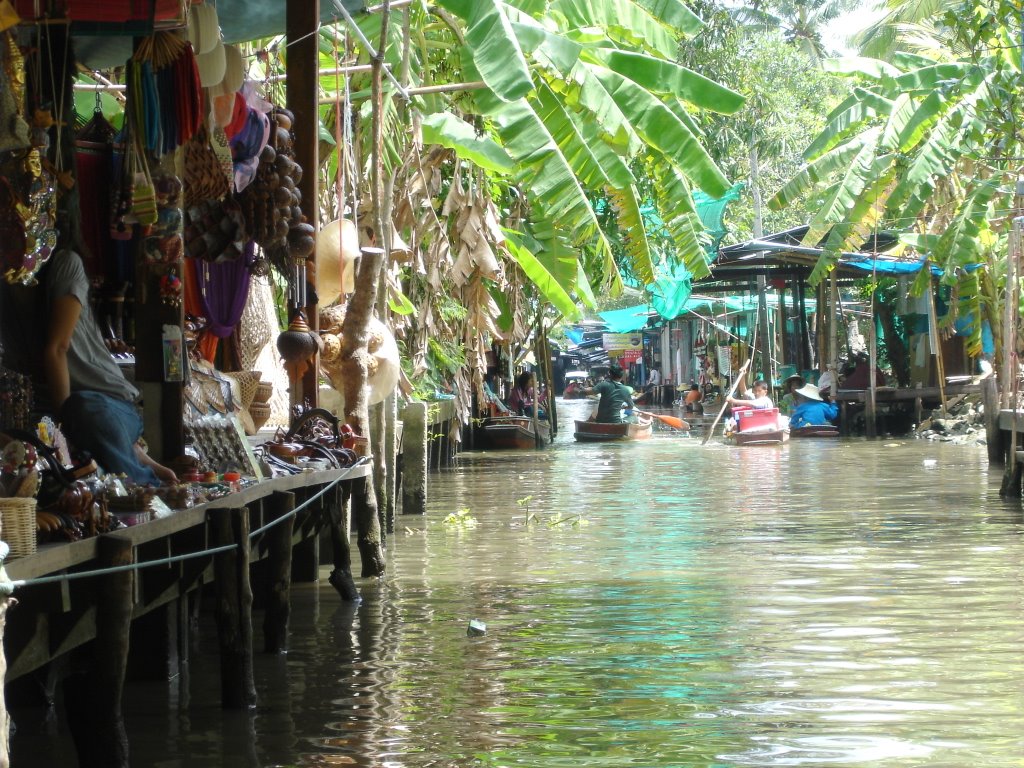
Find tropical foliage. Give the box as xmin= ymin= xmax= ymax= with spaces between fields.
xmin=767 ymin=0 xmax=1019 ymax=358
xmin=289 ymin=0 xmax=745 ymax=410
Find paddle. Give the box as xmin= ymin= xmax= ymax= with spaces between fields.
xmin=701 ymin=359 xmax=752 ymax=445
xmin=636 ymin=411 xmax=689 ymax=431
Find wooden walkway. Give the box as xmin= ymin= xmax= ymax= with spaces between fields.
xmin=3 ymin=463 xmax=371 ymax=766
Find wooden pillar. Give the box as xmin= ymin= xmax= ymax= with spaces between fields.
xmin=983 ymin=376 xmax=1002 ymax=464
xmin=287 ymin=0 xmax=321 ymax=408
xmin=370 ymin=401 xmax=388 ymax=543
xmin=210 ymin=508 xmax=256 ymax=709
xmin=64 ymin=535 xmax=134 ymax=768
xmin=384 ymin=392 xmax=397 ymax=532
xmin=263 ymin=491 xmax=295 ymax=654
xmin=400 ymin=402 xmax=427 ymax=515
xmin=326 ymin=483 xmax=360 ymax=601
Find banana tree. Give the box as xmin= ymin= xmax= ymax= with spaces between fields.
xmin=767 ymin=0 xmax=1021 ymax=360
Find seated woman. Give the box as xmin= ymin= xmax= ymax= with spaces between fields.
xmin=507 ymin=372 xmax=534 ymax=416
xmin=790 ymin=383 xmax=839 ymax=428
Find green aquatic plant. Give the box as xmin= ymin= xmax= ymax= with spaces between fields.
xmin=442 ymin=507 xmax=478 ymax=528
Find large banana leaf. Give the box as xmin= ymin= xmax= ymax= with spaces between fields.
xmin=606 ymin=184 xmax=655 ymax=284
xmin=824 ymin=56 xmax=902 ymax=80
xmin=802 ymin=88 xmax=893 ymax=160
xmin=532 ymin=82 xmax=612 ymax=189
xmin=631 ymin=0 xmax=703 ymax=36
xmin=885 ymin=74 xmax=993 ymax=221
xmin=588 ymin=49 xmax=744 ymax=114
xmin=932 ymin=180 xmax=999 ymax=271
xmin=801 ymin=129 xmax=882 ymax=248
xmin=435 ymin=0 xmax=534 ymax=101
xmin=583 ymin=62 xmax=732 ymax=196
xmin=564 ymin=61 xmax=644 ymax=157
xmin=506 ymin=10 xmax=582 ymax=77
xmin=767 ymin=137 xmax=869 ymax=211
xmin=419 ymin=112 xmax=514 ymax=173
xmin=503 ymin=229 xmax=582 ymax=319
xmin=651 ymin=163 xmax=712 ymax=279
xmin=551 ymin=0 xmax=678 ymax=58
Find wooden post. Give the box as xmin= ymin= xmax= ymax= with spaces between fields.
xmin=400 ymin=401 xmax=427 ymax=515
xmin=64 ymin=534 xmax=134 ymax=768
xmin=384 ymin=392 xmax=397 ymax=532
xmin=983 ymin=376 xmax=1002 ymax=464
xmin=370 ymin=400 xmax=386 ymax=540
xmin=867 ymin=292 xmax=877 ymax=438
xmin=210 ymin=508 xmax=256 ymax=709
xmin=326 ymin=483 xmax=360 ymax=600
xmin=263 ymin=491 xmax=295 ymax=654
xmin=287 ymin=0 xmax=320 ymax=408
xmin=1001 ymin=224 xmax=1022 ymax=495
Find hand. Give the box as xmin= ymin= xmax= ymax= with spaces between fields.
xmin=153 ymin=464 xmax=178 ymax=485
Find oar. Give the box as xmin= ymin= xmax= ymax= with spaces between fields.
xmin=701 ymin=359 xmax=751 ymax=445
xmin=636 ymin=410 xmax=689 ymax=431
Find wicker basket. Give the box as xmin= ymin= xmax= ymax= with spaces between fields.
xmin=249 ymin=402 xmax=271 ymax=431
xmin=0 ymin=497 xmax=37 ymax=559
xmin=253 ymin=380 xmax=273 ymax=404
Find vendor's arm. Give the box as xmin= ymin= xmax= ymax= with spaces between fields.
xmin=134 ymin=443 xmax=178 ymax=485
xmin=43 ymin=293 xmax=81 ymax=410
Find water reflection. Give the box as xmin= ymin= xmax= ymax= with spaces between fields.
xmin=12 ymin=404 xmax=1024 ymax=767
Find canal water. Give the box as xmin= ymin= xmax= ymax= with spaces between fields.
xmin=12 ymin=399 xmax=1024 ymax=767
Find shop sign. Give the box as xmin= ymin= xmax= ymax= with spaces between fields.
xmin=619 ymin=349 xmax=642 ymax=364
xmin=602 ymin=333 xmax=642 ymax=352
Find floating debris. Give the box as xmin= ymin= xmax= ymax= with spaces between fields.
xmin=467 ymin=619 xmax=486 ymax=637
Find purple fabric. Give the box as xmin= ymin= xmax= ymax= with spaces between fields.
xmin=195 ymin=242 xmax=254 ymax=338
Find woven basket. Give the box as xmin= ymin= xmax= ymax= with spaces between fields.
xmin=0 ymin=497 xmax=37 ymax=559
xmin=249 ymin=402 xmax=271 ymax=431
xmin=253 ymin=380 xmax=273 ymax=405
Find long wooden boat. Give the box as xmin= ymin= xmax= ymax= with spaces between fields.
xmin=728 ymin=408 xmax=789 ymax=445
xmin=789 ymin=423 xmax=840 ymax=438
xmin=483 ymin=416 xmax=550 ymax=449
xmin=574 ymin=415 xmax=653 ymax=442
xmin=731 ymin=427 xmax=790 ymax=445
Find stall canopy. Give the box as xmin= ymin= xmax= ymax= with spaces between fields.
xmin=67 ymin=0 xmax=367 ymax=68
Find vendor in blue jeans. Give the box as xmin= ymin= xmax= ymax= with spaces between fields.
xmin=790 ymin=383 xmax=839 ymax=428
xmin=3 ymin=249 xmax=176 ymax=485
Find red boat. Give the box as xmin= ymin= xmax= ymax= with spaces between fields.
xmin=728 ymin=407 xmax=789 ymax=445
xmin=573 ymin=415 xmax=653 ymax=442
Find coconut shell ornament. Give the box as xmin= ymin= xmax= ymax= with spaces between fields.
xmin=276 ymin=311 xmax=321 ymax=381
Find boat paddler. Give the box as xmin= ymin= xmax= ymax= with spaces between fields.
xmin=583 ymin=364 xmax=635 ymax=423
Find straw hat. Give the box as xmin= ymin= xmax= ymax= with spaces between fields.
xmin=318 ymin=218 xmax=361 ymax=303
xmin=187 ymin=3 xmax=221 ymax=56
xmin=783 ymin=373 xmax=805 ymax=389
xmin=212 ymin=44 xmax=245 ymax=97
xmin=196 ymin=41 xmax=227 ymax=88
xmin=794 ymin=383 xmax=823 ymax=401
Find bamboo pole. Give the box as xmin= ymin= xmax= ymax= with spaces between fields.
xmin=867 ymin=292 xmax=877 ymax=438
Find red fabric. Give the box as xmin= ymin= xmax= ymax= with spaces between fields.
xmin=183 ymin=258 xmax=219 ymax=363
xmin=73 ymin=142 xmax=113 ymax=277
xmin=16 ymin=0 xmax=182 ymax=22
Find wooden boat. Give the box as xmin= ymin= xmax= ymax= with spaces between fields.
xmin=573 ymin=414 xmax=653 ymax=442
xmin=728 ymin=408 xmax=789 ymax=445
xmin=789 ymin=423 xmax=840 ymax=438
xmin=483 ymin=416 xmax=550 ymax=449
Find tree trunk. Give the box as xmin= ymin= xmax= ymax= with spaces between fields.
xmin=876 ymin=300 xmax=909 ymax=386
xmin=337 ymin=1 xmax=392 ymax=578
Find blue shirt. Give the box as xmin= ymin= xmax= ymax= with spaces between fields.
xmin=791 ymin=400 xmax=838 ymax=428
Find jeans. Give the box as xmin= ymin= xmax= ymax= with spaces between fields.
xmin=60 ymin=391 xmax=159 ymax=485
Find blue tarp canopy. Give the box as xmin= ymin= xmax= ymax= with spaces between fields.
xmin=598 ymin=305 xmax=657 ymax=333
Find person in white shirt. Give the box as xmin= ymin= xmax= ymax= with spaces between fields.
xmin=726 ymin=371 xmax=774 ymax=410
xmin=645 ymin=367 xmax=660 ymax=393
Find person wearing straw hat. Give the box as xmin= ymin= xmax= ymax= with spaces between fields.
xmin=790 ymin=382 xmax=839 ymax=429
xmin=779 ymin=373 xmax=805 ymax=416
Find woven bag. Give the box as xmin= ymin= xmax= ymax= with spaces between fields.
xmin=0 ymin=497 xmax=37 ymax=559
xmin=184 ymin=125 xmax=230 ymax=208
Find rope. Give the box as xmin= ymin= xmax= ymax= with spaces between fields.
xmin=6 ymin=471 xmax=356 ymax=590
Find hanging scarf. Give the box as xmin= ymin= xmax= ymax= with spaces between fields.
xmin=195 ymin=241 xmax=254 ymax=338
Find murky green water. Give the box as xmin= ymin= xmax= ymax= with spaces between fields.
xmin=12 ymin=400 xmax=1024 ymax=767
